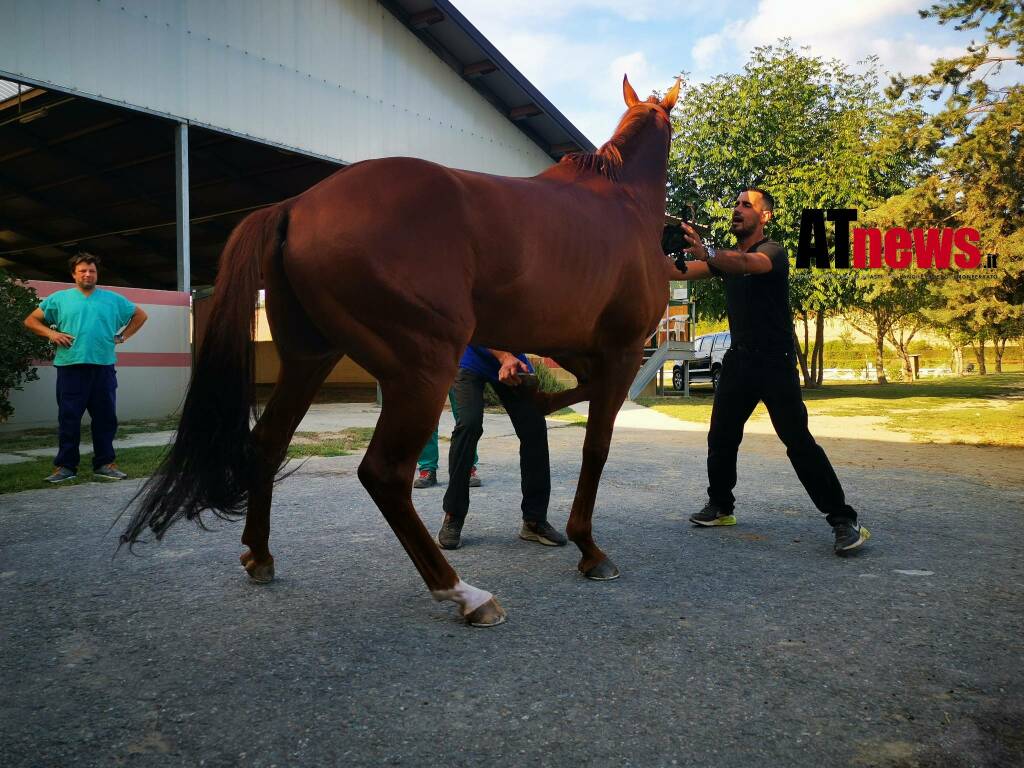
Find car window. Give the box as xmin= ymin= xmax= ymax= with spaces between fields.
xmin=696 ymin=337 xmax=707 ymax=354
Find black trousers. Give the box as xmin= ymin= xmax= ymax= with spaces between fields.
xmin=443 ymin=368 xmax=550 ymax=523
xmin=55 ymin=364 xmax=118 ymax=472
xmin=707 ymin=349 xmax=857 ymax=526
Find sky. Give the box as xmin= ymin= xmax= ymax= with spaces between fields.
xmin=449 ymin=0 xmax=1018 ymax=146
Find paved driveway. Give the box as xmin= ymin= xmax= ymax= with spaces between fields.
xmin=1 ymin=417 xmax=1022 ymax=767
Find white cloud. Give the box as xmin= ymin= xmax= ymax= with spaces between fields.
xmin=692 ymin=33 xmax=725 ymax=70
xmin=691 ymin=0 xmax=973 ymax=78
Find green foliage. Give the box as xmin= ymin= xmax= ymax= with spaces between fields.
xmin=883 ymin=4 xmax=1024 ymax=357
xmin=533 ymin=361 xmax=566 ymax=394
xmin=888 ymin=0 xmax=1022 ymax=116
xmin=0 ymin=270 xmax=53 ymax=422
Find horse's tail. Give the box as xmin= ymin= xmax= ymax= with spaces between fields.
xmin=119 ymin=204 xmax=288 ymax=546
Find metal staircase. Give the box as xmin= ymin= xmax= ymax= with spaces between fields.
xmin=628 ymin=340 xmax=696 ymax=400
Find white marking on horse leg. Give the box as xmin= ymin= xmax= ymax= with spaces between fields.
xmin=431 ymin=579 xmax=492 ymax=617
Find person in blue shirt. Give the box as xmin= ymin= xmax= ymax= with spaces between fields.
xmin=437 ymin=345 xmax=566 ymax=550
xmin=24 ymin=253 xmax=148 ymax=483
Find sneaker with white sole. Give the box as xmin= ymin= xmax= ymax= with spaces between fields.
xmin=45 ymin=466 xmax=77 ymax=484
xmin=93 ymin=463 xmax=127 ymax=480
xmin=689 ymin=502 xmax=736 ymax=527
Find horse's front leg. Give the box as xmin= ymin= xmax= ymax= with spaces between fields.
xmin=565 ymin=352 xmax=639 ymax=580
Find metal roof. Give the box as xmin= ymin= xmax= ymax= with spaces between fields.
xmin=0 ymin=80 xmax=29 ymax=103
xmin=382 ymin=0 xmax=596 ymax=157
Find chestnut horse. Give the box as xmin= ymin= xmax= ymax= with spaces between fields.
xmin=121 ymin=77 xmax=682 ymax=627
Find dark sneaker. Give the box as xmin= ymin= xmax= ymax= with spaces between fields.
xmin=469 ymin=466 xmax=482 ymax=487
xmin=437 ymin=514 xmax=464 ymax=550
xmin=413 ymin=469 xmax=437 ymax=489
xmin=689 ymin=502 xmax=736 ymax=527
xmin=45 ymin=466 xmax=77 ymax=484
xmin=93 ymin=463 xmax=127 ymax=480
xmin=833 ymin=521 xmax=871 ymax=554
xmin=519 ymin=520 xmax=568 ymax=547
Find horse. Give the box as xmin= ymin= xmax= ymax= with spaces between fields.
xmin=120 ymin=76 xmax=683 ymax=627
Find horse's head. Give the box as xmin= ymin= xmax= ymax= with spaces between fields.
xmin=560 ymin=76 xmax=680 ymax=183
xmin=621 ymin=74 xmax=680 ymax=122
xmin=599 ymin=75 xmax=680 ymax=179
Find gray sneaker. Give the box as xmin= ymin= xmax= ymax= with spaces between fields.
xmin=45 ymin=466 xmax=77 ymax=484
xmin=468 ymin=466 xmax=482 ymax=487
xmin=833 ymin=521 xmax=871 ymax=554
xmin=93 ymin=463 xmax=127 ymax=480
xmin=413 ymin=469 xmax=437 ymax=489
xmin=437 ymin=514 xmax=464 ymax=550
xmin=519 ymin=520 xmax=568 ymax=547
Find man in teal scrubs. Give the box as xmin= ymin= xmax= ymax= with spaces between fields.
xmin=24 ymin=253 xmax=148 ymax=483
xmin=413 ymin=392 xmax=481 ymax=489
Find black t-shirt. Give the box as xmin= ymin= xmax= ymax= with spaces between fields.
xmin=708 ymin=239 xmax=794 ymax=353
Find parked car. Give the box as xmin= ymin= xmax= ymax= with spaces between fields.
xmin=673 ymin=331 xmax=731 ymax=391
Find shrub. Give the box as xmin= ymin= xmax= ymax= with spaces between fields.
xmin=0 ymin=270 xmax=53 ymax=422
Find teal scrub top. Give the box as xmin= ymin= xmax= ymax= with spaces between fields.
xmin=40 ymin=287 xmax=137 ymax=366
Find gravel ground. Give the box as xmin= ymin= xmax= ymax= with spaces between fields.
xmin=1 ymin=422 xmax=1022 ymax=767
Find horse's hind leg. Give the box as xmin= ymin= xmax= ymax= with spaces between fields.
xmin=358 ymin=373 xmax=506 ymax=627
xmin=240 ymin=354 xmax=340 ymax=583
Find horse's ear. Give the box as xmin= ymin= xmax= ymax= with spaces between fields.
xmin=660 ymin=78 xmax=681 ymax=112
xmin=623 ymin=75 xmax=640 ymax=108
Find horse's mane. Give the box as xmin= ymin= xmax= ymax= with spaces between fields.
xmin=559 ymin=98 xmax=662 ymax=182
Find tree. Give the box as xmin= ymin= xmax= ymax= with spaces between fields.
xmin=891 ymin=1 xmax=1024 ymax=374
xmin=668 ymin=42 xmax=935 ymax=386
xmin=850 ymin=183 xmax=945 ymax=383
xmin=0 ymin=270 xmax=53 ymax=421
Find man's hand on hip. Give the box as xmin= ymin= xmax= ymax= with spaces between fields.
xmin=50 ymin=331 xmax=74 ymax=348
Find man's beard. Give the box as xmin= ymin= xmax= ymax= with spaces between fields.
xmin=731 ymin=221 xmax=755 ymax=239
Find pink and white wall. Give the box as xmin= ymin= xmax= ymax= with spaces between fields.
xmin=3 ymin=281 xmax=191 ymax=430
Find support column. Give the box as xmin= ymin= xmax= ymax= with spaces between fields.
xmin=174 ymin=122 xmax=191 ymax=293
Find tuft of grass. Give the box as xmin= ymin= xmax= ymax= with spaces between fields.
xmin=286 ymin=427 xmax=374 ymax=458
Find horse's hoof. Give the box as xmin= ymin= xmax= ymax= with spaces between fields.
xmin=465 ymin=597 xmax=507 ymax=627
xmin=240 ymin=550 xmax=275 ymax=584
xmin=580 ymin=557 xmax=620 ymax=581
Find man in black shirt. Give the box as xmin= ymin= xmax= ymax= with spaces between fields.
xmin=677 ymin=189 xmax=870 ymax=554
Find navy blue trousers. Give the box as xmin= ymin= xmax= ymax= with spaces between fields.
xmin=55 ymin=365 xmax=118 ymax=471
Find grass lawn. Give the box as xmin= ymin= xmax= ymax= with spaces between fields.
xmin=0 ymin=415 xmax=181 ymax=452
xmin=0 ymin=428 xmax=376 ymax=496
xmin=639 ymin=373 xmax=1024 ymax=448
xmin=548 ymin=407 xmax=588 ymax=426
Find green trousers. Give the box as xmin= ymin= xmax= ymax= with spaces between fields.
xmin=418 ymin=389 xmax=478 ymax=471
